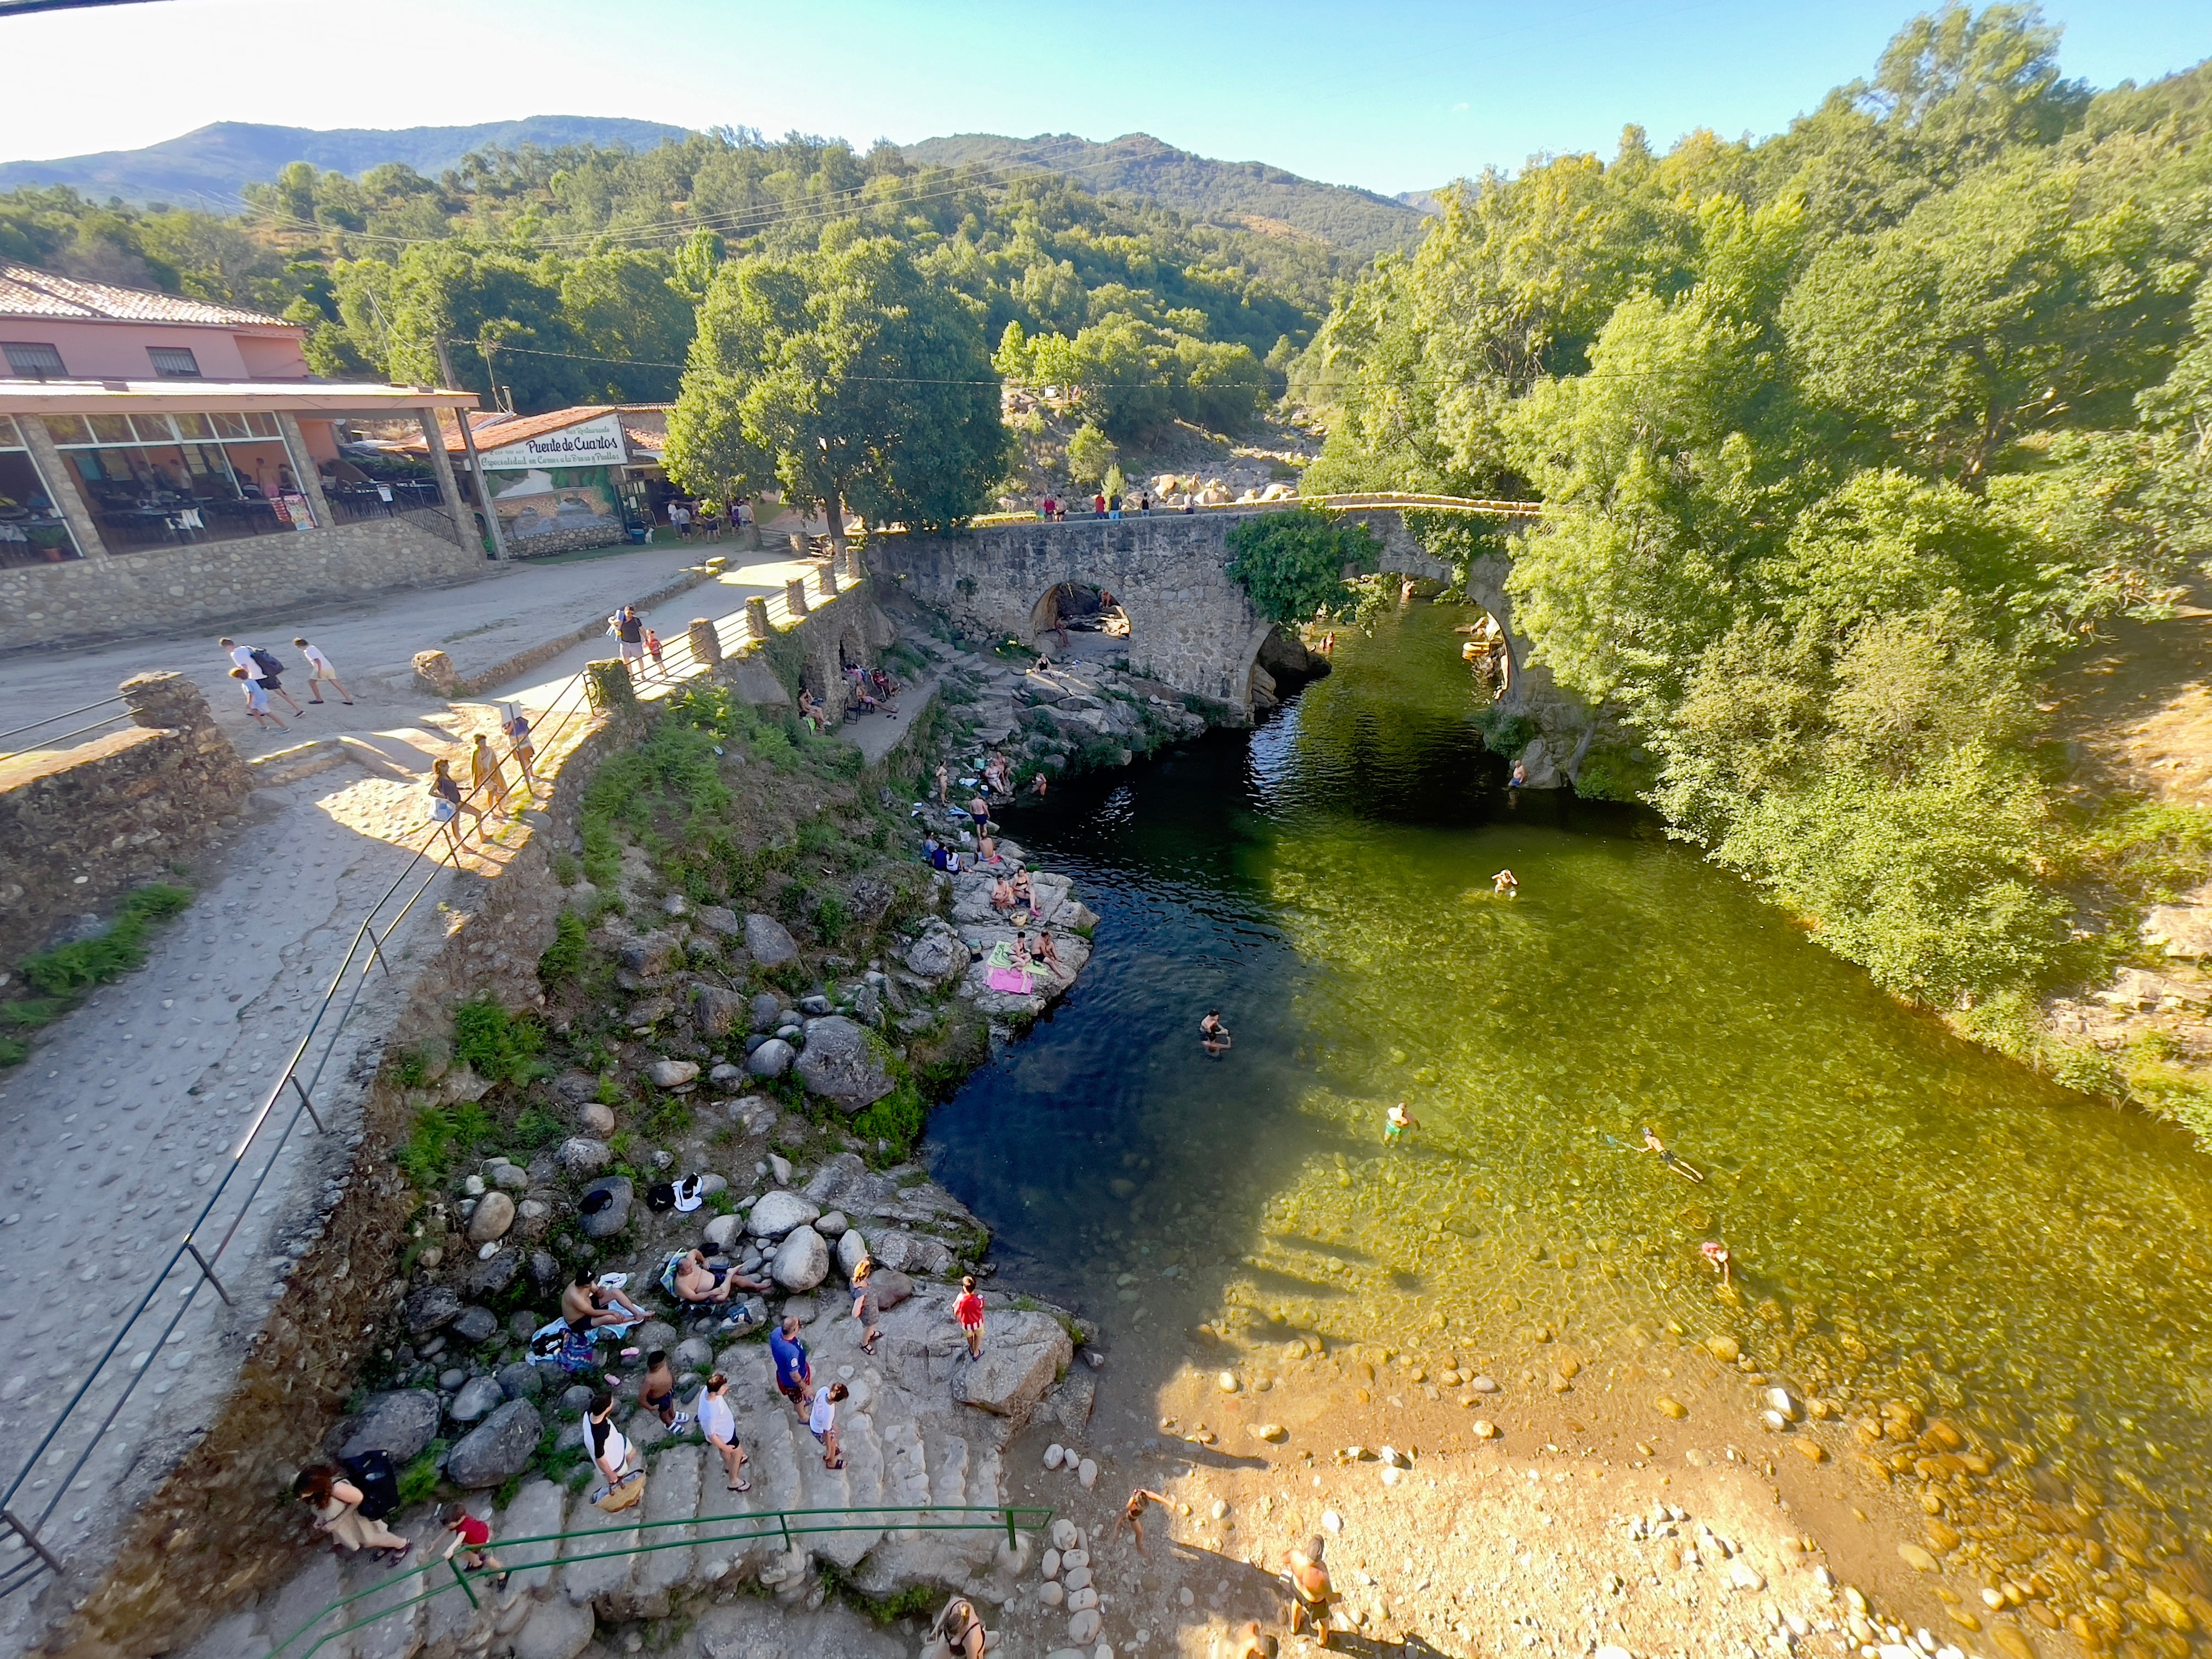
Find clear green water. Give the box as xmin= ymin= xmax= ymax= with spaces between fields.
xmin=928 ymin=597 xmax=2212 ymax=1618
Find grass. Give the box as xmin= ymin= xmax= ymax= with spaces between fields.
xmin=0 ymin=883 xmax=194 ymax=1067
xmin=397 ymin=1101 xmax=494 ymax=1188
xmin=398 ymin=1441 xmax=449 ymax=1508
xmin=453 ymin=997 xmax=546 ymax=1087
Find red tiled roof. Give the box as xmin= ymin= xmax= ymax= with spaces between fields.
xmin=0 ymin=262 xmax=295 ymax=328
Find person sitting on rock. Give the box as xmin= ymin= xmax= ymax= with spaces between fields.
xmin=990 ymin=876 xmax=1017 ymax=910
xmin=978 ymin=833 xmax=1000 ymax=865
xmin=564 ymin=1268 xmax=646 ymax=1333
xmin=1035 ymin=929 xmax=1060 ymax=968
xmin=925 ymin=1595 xmax=987 ymax=1659
xmin=1011 ymin=869 xmax=1034 ymax=907
xmin=675 ymin=1248 xmax=767 ymax=1306
xmin=797 ymin=689 xmax=827 ymax=733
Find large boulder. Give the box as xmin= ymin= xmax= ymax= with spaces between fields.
xmin=749 ymin=992 xmax=786 ymax=1032
xmin=450 ymin=1305 xmax=500 ymax=1346
xmin=793 ymin=1016 xmax=896 ymax=1113
xmin=770 ymin=1225 xmax=831 ymax=1291
xmin=340 ymin=1390 xmax=441 ymax=1463
xmin=696 ymin=904 xmax=742 ymax=938
xmin=496 ymin=1362 xmax=544 ymax=1402
xmin=577 ymin=1176 xmax=633 ymax=1240
xmin=402 ymin=1285 xmax=462 ymax=1338
xmin=444 ymin=1398 xmax=543 ymax=1488
xmin=869 ymin=1230 xmax=956 ymax=1279
xmin=905 ymin=928 xmax=966 ymax=985
xmin=743 ymin=913 xmax=799 ymax=968
xmin=746 ymin=1189 xmax=821 ymax=1239
xmin=836 ymin=1228 xmax=870 ymax=1279
xmin=557 ymin=1137 xmax=611 ymax=1178
xmin=1515 ymin=735 xmax=1560 ymax=789
xmin=449 ymin=1375 xmax=505 ymax=1424
xmin=951 ymin=1311 xmax=1074 ymax=1423
xmin=693 ymin=986 xmax=747 ymax=1039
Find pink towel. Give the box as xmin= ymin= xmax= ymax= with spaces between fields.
xmin=988 ymin=967 xmax=1032 ymax=994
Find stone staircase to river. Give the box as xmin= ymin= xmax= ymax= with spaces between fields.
xmin=183 ymin=1284 xmax=1075 ymax=1659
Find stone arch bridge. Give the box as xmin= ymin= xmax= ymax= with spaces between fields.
xmin=866 ymin=496 xmax=1598 ymax=781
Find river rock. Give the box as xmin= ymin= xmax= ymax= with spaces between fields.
xmin=1471 ymin=1375 xmax=1500 ymax=1392
xmin=577 ymin=1176 xmax=633 ymax=1239
xmin=558 ymin=1137 xmax=611 ymax=1178
xmin=814 ymin=1209 xmax=848 ymax=1239
xmin=450 ymin=1375 xmax=505 ymax=1424
xmin=703 ymin=1213 xmax=743 ymax=1251
xmin=650 ymin=1059 xmax=700 ymax=1090
xmin=770 ymin=1225 xmax=830 ymax=1291
xmin=488 ymin=1161 xmax=530 ymax=1191
xmin=446 ymin=1398 xmax=543 ymax=1487
xmin=906 ymin=928 xmax=966 ymax=984
xmin=1706 ymin=1335 xmax=1740 ymax=1362
xmin=747 ymin=1190 xmax=820 ymax=1239
xmin=749 ymin=992 xmax=786 ymax=1031
xmin=450 ymin=1305 xmax=500 ymax=1346
xmin=578 ymin=1102 xmax=616 ymax=1136
xmin=467 ymin=1190 xmax=516 ymax=1244
xmin=746 ymin=1038 xmax=795 ymax=1079
xmin=498 ymin=1362 xmax=544 ymax=1401
xmin=794 ymin=1016 xmax=896 ymax=1111
xmin=1655 ymin=1397 xmax=1688 ymax=1419
xmin=837 ymin=1228 xmax=870 ymax=1277
xmin=403 ymin=1285 xmax=462 ymax=1336
xmin=692 ymin=986 xmax=746 ymax=1039
xmin=1765 ymin=1386 xmax=1803 ymax=1421
xmin=1898 ymin=1543 xmax=1938 ymax=1572
xmin=341 ymin=1390 xmax=441 ymax=1463
xmin=744 ymin=913 xmax=799 ymax=967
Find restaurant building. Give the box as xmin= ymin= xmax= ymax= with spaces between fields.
xmin=404 ymin=404 xmax=679 ymax=556
xmin=0 ymin=262 xmax=483 ymax=645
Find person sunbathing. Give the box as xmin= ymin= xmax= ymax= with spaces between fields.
xmin=1035 ymin=930 xmax=1060 ymax=967
xmin=990 ymin=877 xmax=1017 ymax=910
xmin=1011 ymin=870 xmax=1034 ymax=905
xmin=563 ymin=1269 xmax=646 ymax=1330
xmin=674 ymin=1249 xmax=767 ymax=1305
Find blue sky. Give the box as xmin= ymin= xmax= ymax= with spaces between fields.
xmin=2 ymin=0 xmax=2206 ymax=194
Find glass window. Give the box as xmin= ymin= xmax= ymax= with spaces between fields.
xmin=41 ymin=415 xmax=89 ymax=445
xmin=0 ymin=416 xmax=20 ymax=450
xmin=147 ymin=347 xmax=201 ymax=379
xmin=245 ymin=412 xmax=280 ymax=437
xmin=3 ymin=341 xmax=66 ymax=377
xmin=211 ymin=413 xmax=250 ymax=440
xmin=173 ymin=413 xmax=212 ymax=439
xmin=87 ymin=415 xmax=132 ymax=444
xmin=129 ymin=414 xmax=176 ymax=443
xmin=0 ymin=447 xmax=81 ymax=566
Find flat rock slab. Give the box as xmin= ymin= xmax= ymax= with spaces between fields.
xmin=950 ymin=1308 xmax=1074 ymax=1423
xmin=696 ymin=1597 xmax=907 ymax=1659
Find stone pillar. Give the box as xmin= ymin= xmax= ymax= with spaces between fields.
xmin=745 ymin=597 xmax=770 ymax=640
xmin=18 ymin=414 xmax=106 ymax=558
xmin=417 ymin=409 xmax=470 ymax=528
xmin=119 ymin=670 xmax=249 ymax=793
xmin=583 ymin=659 xmax=637 ymax=714
xmin=274 ymin=412 xmax=334 ymax=529
xmin=816 ymin=564 xmax=838 ymax=601
xmin=839 ymin=546 xmax=863 ymax=583
xmin=687 ymin=618 xmax=722 ymax=669
xmin=785 ymin=578 xmax=809 ymax=617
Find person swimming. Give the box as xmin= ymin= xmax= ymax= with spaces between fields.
xmin=1701 ymin=1240 xmax=1732 ymax=1285
xmin=1200 ymin=1010 xmax=1232 ymax=1053
xmin=1638 ymin=1125 xmax=1705 ymax=1182
xmin=1491 ymin=868 xmax=1519 ymax=897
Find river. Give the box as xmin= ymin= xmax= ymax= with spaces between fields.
xmin=926 ymin=595 xmax=2212 ymax=1632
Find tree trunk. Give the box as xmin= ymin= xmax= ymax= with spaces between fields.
xmin=826 ymin=484 xmax=848 ymax=563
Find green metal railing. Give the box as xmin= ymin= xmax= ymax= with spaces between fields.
xmin=270 ymin=1503 xmax=1053 ymax=1657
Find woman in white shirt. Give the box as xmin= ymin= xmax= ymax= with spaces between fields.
xmin=697 ymin=1372 xmax=749 ymax=1492
xmin=586 ymin=1392 xmax=637 ymax=1499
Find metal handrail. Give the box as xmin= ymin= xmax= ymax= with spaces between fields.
xmin=0 ymin=560 xmax=864 ymax=1599
xmin=0 ymin=693 xmax=127 ymax=748
xmin=270 ymin=1504 xmax=1054 ymax=1658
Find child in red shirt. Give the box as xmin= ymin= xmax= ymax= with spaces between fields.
xmin=440 ymin=1503 xmax=509 ymax=1588
xmin=953 ymin=1274 xmax=986 ymax=1361
xmin=644 ymin=628 xmax=665 ymax=674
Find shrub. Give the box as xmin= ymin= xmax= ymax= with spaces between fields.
xmin=1225 ymin=510 xmax=1379 ymax=624
xmin=539 ymin=910 xmax=588 ymax=983
xmin=452 ymin=997 xmax=544 ymax=1086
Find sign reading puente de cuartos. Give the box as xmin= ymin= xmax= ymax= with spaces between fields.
xmin=476 ymin=410 xmax=628 ymax=471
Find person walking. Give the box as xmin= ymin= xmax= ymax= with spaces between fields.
xmin=1110 ymin=1487 xmax=1172 ymax=1554
xmin=470 ymin=732 xmax=510 ymax=814
xmin=503 ymin=706 xmax=538 ymax=786
xmin=850 ymin=1259 xmax=883 ymax=1355
xmin=967 ymin=793 xmax=991 ymax=840
xmin=925 ymin=1596 xmax=989 ymax=1659
xmin=612 ymin=606 xmax=646 ymax=676
xmin=953 ymin=1274 xmax=986 ymax=1361
xmin=809 ymin=1380 xmax=849 ymax=1470
xmin=644 ymin=627 xmax=666 ymax=675
xmin=222 ymin=636 xmax=303 ymax=715
xmin=231 ymin=667 xmax=287 ymax=733
xmin=1285 ymin=1535 xmax=1337 ymax=1646
xmin=638 ymin=1349 xmax=690 ymax=1430
xmin=769 ymin=1314 xmax=813 ymax=1415
xmin=292 ymin=638 xmax=353 ymax=705
xmin=428 ymin=758 xmax=479 ymax=859
xmin=585 ymin=1392 xmax=640 ymax=1502
xmin=293 ymin=1464 xmax=411 ymax=1564
xmin=438 ymin=1503 xmax=509 ymax=1589
xmin=698 ymin=1372 xmax=749 ymax=1491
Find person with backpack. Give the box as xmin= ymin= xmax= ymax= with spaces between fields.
xmin=293 ymin=1463 xmax=410 ymax=1563
xmin=222 ymin=637 xmax=303 ymax=715
xmin=610 ymin=605 xmax=646 ymax=676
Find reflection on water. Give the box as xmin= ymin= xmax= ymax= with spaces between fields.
xmin=927 ymin=599 xmax=2212 ymax=1633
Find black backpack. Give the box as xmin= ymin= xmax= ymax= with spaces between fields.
xmin=340 ymin=1449 xmax=400 ymax=1521
xmin=249 ymin=647 xmax=286 ymax=681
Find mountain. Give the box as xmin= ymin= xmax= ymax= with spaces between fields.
xmin=901 ymin=132 xmax=1427 ymax=258
xmin=0 ymin=117 xmax=690 ymax=208
xmin=1395 ymin=189 xmax=1449 ymax=217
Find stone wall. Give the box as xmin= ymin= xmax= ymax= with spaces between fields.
xmin=869 ymin=516 xmax=1276 ymax=712
xmin=0 ymin=511 xmax=486 ymax=650
xmin=0 ymin=672 xmax=248 ymax=975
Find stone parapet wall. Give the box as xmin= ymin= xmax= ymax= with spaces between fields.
xmin=0 ymin=672 xmax=247 ymax=974
xmin=0 ymin=512 xmax=487 ymax=650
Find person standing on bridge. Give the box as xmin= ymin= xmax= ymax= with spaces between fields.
xmin=1092 ymin=490 xmax=1106 ymax=519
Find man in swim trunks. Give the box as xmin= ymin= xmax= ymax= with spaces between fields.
xmin=1284 ymin=1535 xmax=1335 ymax=1645
xmin=1701 ymin=1240 xmax=1732 ymax=1286
xmin=1200 ymin=1010 xmax=1232 ymax=1054
xmin=1385 ymin=1102 xmax=1419 ymax=1146
xmin=563 ymin=1269 xmax=645 ymax=1331
xmin=675 ymin=1248 xmax=768 ymax=1305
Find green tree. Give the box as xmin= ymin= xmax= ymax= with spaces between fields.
xmin=1065 ymin=422 xmax=1117 ymax=486
xmin=1224 ymin=510 xmax=1380 ymax=623
xmin=667 ymin=228 xmax=1005 ymax=539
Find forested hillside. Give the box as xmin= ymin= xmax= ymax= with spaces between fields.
xmin=902 ymin=131 xmax=1427 ymax=259
xmin=0 ymin=127 xmax=1325 ymax=415
xmin=1296 ymin=7 xmax=2212 ymax=1077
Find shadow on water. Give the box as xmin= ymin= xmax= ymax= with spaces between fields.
xmin=925 ymin=595 xmax=2212 ymax=1631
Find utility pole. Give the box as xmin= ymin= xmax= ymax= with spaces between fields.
xmin=436 ymin=334 xmax=507 ymax=562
